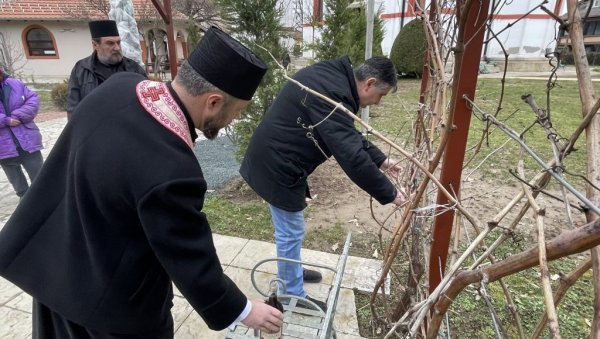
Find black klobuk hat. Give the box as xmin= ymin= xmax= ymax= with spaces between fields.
xmin=89 ymin=20 xmax=120 ymax=39
xmin=187 ymin=26 xmax=268 ymax=101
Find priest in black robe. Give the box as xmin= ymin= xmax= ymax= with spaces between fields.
xmin=0 ymin=26 xmax=283 ymax=338
xmin=66 ymin=20 xmax=146 ymax=120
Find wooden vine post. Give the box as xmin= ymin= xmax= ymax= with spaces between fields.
xmin=428 ymin=0 xmax=491 ymax=292
xmin=566 ymin=0 xmax=600 ymax=335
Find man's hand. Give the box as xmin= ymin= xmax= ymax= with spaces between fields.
xmin=380 ymin=158 xmax=401 ymax=180
xmin=241 ymin=299 xmax=284 ymax=334
xmin=8 ymin=118 xmax=21 ymax=127
xmin=393 ymin=188 xmax=408 ymax=206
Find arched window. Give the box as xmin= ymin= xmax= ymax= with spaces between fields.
xmin=23 ymin=26 xmax=58 ymax=58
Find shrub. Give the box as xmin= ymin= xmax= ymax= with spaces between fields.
xmin=50 ymin=80 xmax=68 ymax=111
xmin=559 ymin=49 xmax=600 ymax=66
xmin=390 ymin=18 xmax=427 ymax=77
xmin=310 ymin=0 xmax=385 ymax=64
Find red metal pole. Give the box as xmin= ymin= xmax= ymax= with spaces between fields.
xmin=553 ymin=0 xmax=564 ymax=15
xmin=313 ymin=0 xmax=322 ymax=22
xmin=428 ymin=0 xmax=491 ymax=293
xmin=150 ymin=0 xmax=178 ymax=78
xmin=164 ymin=0 xmax=178 ymax=78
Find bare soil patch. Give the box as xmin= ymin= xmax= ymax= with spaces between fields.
xmin=221 ymin=154 xmax=585 ymax=258
xmin=35 ymin=111 xmax=66 ymax=123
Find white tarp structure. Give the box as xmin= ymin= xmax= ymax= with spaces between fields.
xmin=109 ymin=0 xmax=143 ymax=66
xmin=299 ymin=0 xmax=566 ymax=63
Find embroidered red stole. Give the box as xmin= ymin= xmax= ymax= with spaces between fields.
xmin=136 ymin=80 xmax=194 ymax=149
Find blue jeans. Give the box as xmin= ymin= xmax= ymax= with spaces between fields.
xmin=0 ymin=150 xmax=43 ymax=197
xmin=269 ymin=204 xmax=306 ymax=298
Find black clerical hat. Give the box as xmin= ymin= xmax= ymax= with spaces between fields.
xmin=89 ymin=20 xmax=120 ymax=39
xmin=187 ymin=26 xmax=268 ymax=100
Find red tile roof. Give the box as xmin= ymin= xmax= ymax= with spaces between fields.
xmin=0 ymin=0 xmax=167 ymax=21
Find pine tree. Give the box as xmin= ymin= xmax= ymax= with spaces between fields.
xmin=311 ymin=0 xmax=353 ymax=61
xmin=186 ymin=21 xmax=200 ymax=50
xmin=342 ymin=7 xmax=385 ymax=64
xmin=218 ymin=0 xmax=287 ymax=159
xmin=311 ymin=0 xmax=385 ymax=64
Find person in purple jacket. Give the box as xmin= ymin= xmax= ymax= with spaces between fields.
xmin=0 ymin=66 xmax=43 ymax=198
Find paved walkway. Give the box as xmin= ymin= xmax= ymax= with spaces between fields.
xmin=478 ymin=64 xmax=600 ymax=81
xmin=0 ymin=116 xmax=379 ymax=338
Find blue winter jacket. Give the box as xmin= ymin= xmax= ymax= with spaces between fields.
xmin=0 ymin=74 xmax=42 ymax=160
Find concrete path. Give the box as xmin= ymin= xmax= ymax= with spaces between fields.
xmin=0 ymin=115 xmax=378 ymax=338
xmin=478 ymin=64 xmax=600 ymax=81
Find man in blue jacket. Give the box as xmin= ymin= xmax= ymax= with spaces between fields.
xmin=240 ymin=56 xmax=406 ymax=310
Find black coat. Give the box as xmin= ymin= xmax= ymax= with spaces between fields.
xmin=0 ymin=73 xmax=246 ymax=334
xmin=67 ymin=52 xmax=146 ymax=118
xmin=240 ymin=56 xmax=396 ymax=212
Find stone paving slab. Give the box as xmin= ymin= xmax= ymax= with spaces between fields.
xmin=343 ymin=256 xmax=391 ymax=293
xmin=212 ymin=234 xmax=249 ymax=266
xmin=0 ymin=234 xmax=372 ymax=339
xmin=0 ymin=306 xmax=31 ymax=339
xmin=0 ymin=277 xmax=23 ymax=306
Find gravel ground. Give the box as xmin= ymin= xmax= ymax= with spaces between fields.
xmin=33 ymin=111 xmax=240 ymax=191
xmin=193 ymin=135 xmax=241 ymax=191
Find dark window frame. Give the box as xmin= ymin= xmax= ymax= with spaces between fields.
xmin=22 ymin=25 xmax=59 ymax=59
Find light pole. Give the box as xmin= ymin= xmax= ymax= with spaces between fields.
xmin=348 ymin=0 xmax=375 ymax=131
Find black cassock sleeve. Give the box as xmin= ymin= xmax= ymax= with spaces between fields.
xmin=137 ymin=177 xmax=247 ymax=330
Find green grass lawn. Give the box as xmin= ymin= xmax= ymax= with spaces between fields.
xmin=196 ymin=78 xmax=599 ymax=338
xmin=354 ymin=233 xmax=595 ymax=339
xmin=436 ymin=232 xmax=594 ymax=338
xmin=368 ymin=78 xmax=592 ymax=186
xmin=345 ymin=78 xmax=598 ymax=338
xmin=203 ymin=195 xmax=274 ymax=241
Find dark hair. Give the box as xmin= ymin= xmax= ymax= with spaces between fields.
xmin=354 ymin=56 xmax=398 ymax=92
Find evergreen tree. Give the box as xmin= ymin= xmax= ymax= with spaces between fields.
xmin=186 ymin=21 xmax=200 ymax=49
xmin=311 ymin=0 xmax=353 ymax=61
xmin=342 ymin=7 xmax=385 ymax=64
xmin=311 ymin=0 xmax=385 ymax=64
xmin=218 ymin=0 xmax=287 ymax=159
xmin=389 ymin=18 xmax=426 ymax=77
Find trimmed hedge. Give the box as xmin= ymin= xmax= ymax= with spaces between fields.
xmin=560 ymin=50 xmax=600 ymax=66
xmin=389 ymin=18 xmax=426 ymax=77
xmin=50 ymin=80 xmax=68 ymax=111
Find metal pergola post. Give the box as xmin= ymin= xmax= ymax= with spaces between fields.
xmin=428 ymin=0 xmax=491 ymax=293
xmin=151 ymin=0 xmax=178 ymax=78
xmin=361 ymin=0 xmax=375 ymax=130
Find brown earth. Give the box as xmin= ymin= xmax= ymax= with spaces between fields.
xmin=35 ymin=110 xmax=66 ymax=122
xmin=35 ymin=110 xmax=586 ymax=257
xmin=221 ymin=150 xmax=587 ymax=259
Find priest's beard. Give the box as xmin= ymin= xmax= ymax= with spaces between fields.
xmin=201 ymin=124 xmax=220 ymax=140
xmin=98 ymin=52 xmax=123 ymax=65
xmin=200 ymin=109 xmax=230 ymax=140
